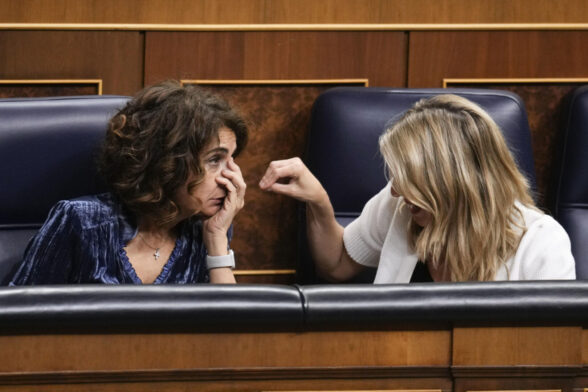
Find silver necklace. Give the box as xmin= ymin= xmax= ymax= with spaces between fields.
xmin=137 ymin=233 xmax=162 ymax=260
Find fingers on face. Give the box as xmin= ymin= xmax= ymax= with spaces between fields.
xmin=216 ymin=175 xmax=237 ymax=194
xmin=227 ymin=157 xmax=242 ymax=173
xmin=216 ymin=172 xmax=245 ymax=211
xmin=220 ymin=167 xmax=246 ymax=197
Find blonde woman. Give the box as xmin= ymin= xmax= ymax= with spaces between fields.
xmin=259 ymin=94 xmax=575 ymax=282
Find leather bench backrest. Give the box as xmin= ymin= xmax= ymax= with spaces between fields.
xmin=0 ymin=95 xmax=130 ymax=282
xmin=553 ymin=85 xmax=588 ymax=279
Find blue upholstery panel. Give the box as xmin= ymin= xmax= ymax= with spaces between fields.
xmin=301 ymin=87 xmax=536 ymax=283
xmin=554 ymin=85 xmax=588 ymax=279
xmin=0 ymin=95 xmax=130 ymax=281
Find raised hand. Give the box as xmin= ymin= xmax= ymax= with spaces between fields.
xmin=203 ymin=157 xmax=246 ymax=256
xmin=259 ymin=157 xmax=327 ymax=204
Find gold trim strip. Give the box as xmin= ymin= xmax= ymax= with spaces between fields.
xmin=0 ymin=79 xmax=103 ymax=95
xmin=443 ymin=77 xmax=588 ymax=87
xmin=233 ymin=269 xmax=296 ymax=276
xmin=2 ymin=23 xmax=588 ymax=31
xmin=266 ymin=390 xmax=442 ymax=392
xmin=469 ymin=390 xmax=561 ymax=392
xmin=183 ymin=79 xmax=369 ymax=86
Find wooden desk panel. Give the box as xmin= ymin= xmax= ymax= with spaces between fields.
xmin=0 ymin=330 xmax=451 ymax=372
xmin=1 ymin=326 xmax=585 ymax=391
xmin=453 ymin=326 xmax=582 ymax=366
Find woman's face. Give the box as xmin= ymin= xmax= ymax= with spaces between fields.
xmin=174 ymin=127 xmax=238 ymax=220
xmin=390 ymin=180 xmax=433 ymax=227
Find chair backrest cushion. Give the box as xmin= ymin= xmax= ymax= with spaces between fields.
xmin=0 ymin=95 xmax=130 ymax=281
xmin=554 ymin=85 xmax=588 ymax=279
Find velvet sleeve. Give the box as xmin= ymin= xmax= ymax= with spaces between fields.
xmin=8 ymin=201 xmax=79 ymax=285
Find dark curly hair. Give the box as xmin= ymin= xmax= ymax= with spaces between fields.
xmin=99 ymin=80 xmax=248 ymax=225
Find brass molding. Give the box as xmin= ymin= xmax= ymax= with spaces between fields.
xmin=265 ymin=390 xmax=442 ymax=392
xmin=233 ymin=269 xmax=296 ymax=276
xmin=2 ymin=23 xmax=588 ymax=32
xmin=183 ymin=79 xmax=369 ymax=86
xmin=443 ymin=77 xmax=588 ymax=88
xmin=0 ymin=79 xmax=103 ymax=95
xmin=466 ymin=390 xmax=560 ymax=392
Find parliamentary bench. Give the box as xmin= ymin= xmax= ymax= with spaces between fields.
xmin=0 ymin=281 xmax=587 ymax=392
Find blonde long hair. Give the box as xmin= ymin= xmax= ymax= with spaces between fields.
xmin=379 ymin=94 xmax=536 ymax=281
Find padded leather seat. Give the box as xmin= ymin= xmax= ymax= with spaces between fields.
xmin=553 ymin=85 xmax=588 ymax=279
xmin=300 ymin=87 xmax=537 ymax=283
xmin=0 ymin=95 xmax=130 ymax=282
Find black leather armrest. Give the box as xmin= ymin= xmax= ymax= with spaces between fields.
xmin=299 ymin=280 xmax=588 ymax=327
xmin=0 ymin=284 xmax=304 ymax=333
xmin=2 ymin=281 xmax=587 ymax=334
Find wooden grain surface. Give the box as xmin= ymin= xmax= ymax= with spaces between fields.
xmin=0 ymin=31 xmax=143 ymax=95
xmin=144 ymin=31 xmax=407 ymax=87
xmin=1 ymin=0 xmax=588 ymax=24
xmin=0 ymin=330 xmax=451 ymax=372
xmin=408 ymin=31 xmax=588 ymax=87
xmin=453 ymin=326 xmax=582 ymax=366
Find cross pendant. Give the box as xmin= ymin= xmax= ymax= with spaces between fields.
xmin=154 ymin=248 xmax=160 ymax=260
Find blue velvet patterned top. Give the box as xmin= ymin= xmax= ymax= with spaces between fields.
xmin=8 ymin=193 xmax=215 ymax=285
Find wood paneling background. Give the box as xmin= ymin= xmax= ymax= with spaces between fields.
xmin=144 ymin=31 xmax=407 ymax=86
xmin=0 ymin=2 xmax=587 ymax=281
xmin=0 ymin=31 xmax=143 ymax=95
xmin=408 ymin=32 xmax=588 ymax=86
xmin=185 ymin=82 xmax=367 ymax=274
xmin=1 ymin=0 xmax=588 ymax=24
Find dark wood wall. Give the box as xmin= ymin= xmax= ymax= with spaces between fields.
xmin=1 ymin=1 xmax=587 ymax=283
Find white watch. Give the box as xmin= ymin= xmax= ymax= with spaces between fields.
xmin=206 ymin=249 xmax=235 ymax=270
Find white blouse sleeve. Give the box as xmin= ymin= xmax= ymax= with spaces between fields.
xmin=517 ymin=215 xmax=576 ymax=280
xmin=343 ymin=183 xmax=399 ymax=267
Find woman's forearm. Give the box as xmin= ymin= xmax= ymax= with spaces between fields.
xmin=305 ymin=192 xmax=353 ymax=281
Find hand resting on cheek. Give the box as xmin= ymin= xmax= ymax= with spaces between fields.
xmin=202 ymin=157 xmax=246 ymax=256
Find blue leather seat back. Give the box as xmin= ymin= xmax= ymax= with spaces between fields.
xmin=301 ymin=87 xmax=536 ymax=282
xmin=0 ymin=95 xmax=130 ymax=282
xmin=554 ymin=85 xmax=588 ymax=279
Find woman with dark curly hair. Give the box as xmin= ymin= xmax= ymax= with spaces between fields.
xmin=8 ymin=81 xmax=248 ymax=284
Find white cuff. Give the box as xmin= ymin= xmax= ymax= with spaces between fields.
xmin=206 ymin=249 xmax=235 ymax=270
